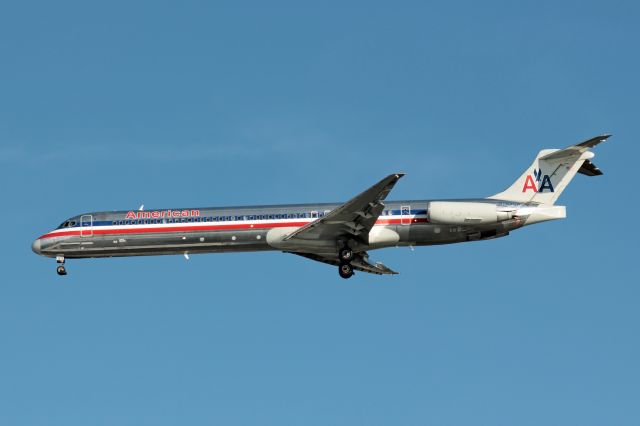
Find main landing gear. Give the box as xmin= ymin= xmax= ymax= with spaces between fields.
xmin=338 ymin=247 xmax=354 ymax=262
xmin=56 ymin=255 xmax=67 ymax=276
xmin=337 ymin=244 xmax=354 ymax=279
xmin=338 ymin=262 xmax=354 ymax=279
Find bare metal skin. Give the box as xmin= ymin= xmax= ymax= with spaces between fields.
xmin=32 ymin=135 xmax=609 ymax=278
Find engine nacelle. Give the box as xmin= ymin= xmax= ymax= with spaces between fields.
xmin=428 ymin=201 xmax=513 ymax=225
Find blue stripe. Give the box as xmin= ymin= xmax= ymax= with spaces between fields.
xmin=67 ymin=209 xmax=429 ymax=228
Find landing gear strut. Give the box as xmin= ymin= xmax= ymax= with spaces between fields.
xmin=338 ymin=262 xmax=354 ymax=279
xmin=56 ymin=255 xmax=67 ymax=276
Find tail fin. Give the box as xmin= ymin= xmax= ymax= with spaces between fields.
xmin=488 ymin=135 xmax=611 ymax=205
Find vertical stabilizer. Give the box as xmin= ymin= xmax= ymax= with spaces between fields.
xmin=488 ymin=135 xmax=610 ymax=205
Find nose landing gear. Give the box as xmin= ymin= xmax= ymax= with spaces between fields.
xmin=56 ymin=255 xmax=67 ymax=276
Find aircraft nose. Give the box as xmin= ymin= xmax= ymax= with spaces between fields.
xmin=31 ymin=238 xmax=42 ymax=254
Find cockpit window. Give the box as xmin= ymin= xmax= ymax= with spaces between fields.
xmin=57 ymin=220 xmax=79 ymax=229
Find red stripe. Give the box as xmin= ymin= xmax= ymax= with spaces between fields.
xmin=39 ymin=218 xmax=429 ymax=240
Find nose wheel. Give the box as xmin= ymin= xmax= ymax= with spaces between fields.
xmin=56 ymin=255 xmax=67 ymax=276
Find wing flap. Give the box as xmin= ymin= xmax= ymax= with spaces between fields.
xmin=291 ymin=251 xmax=398 ymax=275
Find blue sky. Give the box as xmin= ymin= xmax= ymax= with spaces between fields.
xmin=1 ymin=1 xmax=638 ymax=425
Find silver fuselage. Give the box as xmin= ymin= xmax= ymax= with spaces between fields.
xmin=31 ymin=198 xmax=560 ymax=260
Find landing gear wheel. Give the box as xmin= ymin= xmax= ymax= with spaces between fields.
xmin=339 ymin=247 xmax=354 ymax=262
xmin=338 ymin=262 xmax=354 ymax=279
xmin=56 ymin=265 xmax=67 ymax=276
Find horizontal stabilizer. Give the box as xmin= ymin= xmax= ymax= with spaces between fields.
xmin=578 ymin=159 xmax=603 ymax=176
xmin=539 ymin=134 xmax=611 ymax=161
xmin=576 ymin=134 xmax=612 ymax=149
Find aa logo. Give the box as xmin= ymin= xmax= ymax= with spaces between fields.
xmin=522 ymin=168 xmax=554 ymax=193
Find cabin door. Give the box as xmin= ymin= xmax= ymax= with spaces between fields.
xmin=80 ymin=214 xmax=93 ymax=237
xmin=400 ymin=205 xmax=411 ymax=225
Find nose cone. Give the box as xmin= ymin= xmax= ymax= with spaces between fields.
xmin=31 ymin=238 xmax=42 ymax=255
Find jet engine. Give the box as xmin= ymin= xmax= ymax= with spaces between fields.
xmin=428 ymin=201 xmax=515 ymax=225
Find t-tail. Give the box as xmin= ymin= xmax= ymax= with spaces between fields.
xmin=488 ymin=135 xmax=611 ymax=205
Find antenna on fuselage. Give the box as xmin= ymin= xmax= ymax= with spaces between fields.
xmin=138 ymin=204 xmax=144 ymax=211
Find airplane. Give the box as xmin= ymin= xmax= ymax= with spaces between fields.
xmin=32 ymin=135 xmax=610 ymax=278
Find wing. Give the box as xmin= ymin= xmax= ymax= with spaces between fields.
xmin=292 ymin=251 xmax=398 ymax=275
xmin=283 ymin=173 xmax=405 ymax=244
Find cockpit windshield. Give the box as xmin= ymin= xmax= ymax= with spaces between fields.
xmin=57 ymin=220 xmax=77 ymax=229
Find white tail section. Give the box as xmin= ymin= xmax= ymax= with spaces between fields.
xmin=488 ymin=135 xmax=610 ymax=205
